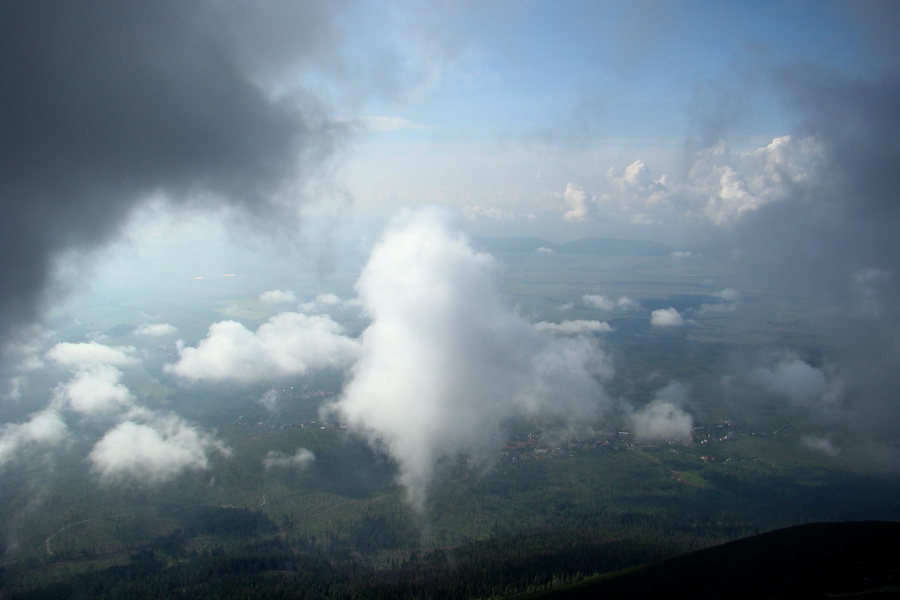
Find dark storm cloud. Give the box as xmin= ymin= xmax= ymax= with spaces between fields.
xmin=725 ymin=9 xmax=900 ymax=465
xmin=0 ymin=0 xmax=352 ymax=340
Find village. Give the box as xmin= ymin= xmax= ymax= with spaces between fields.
xmin=498 ymin=420 xmax=739 ymax=463
xmin=224 ymin=385 xmax=800 ymax=469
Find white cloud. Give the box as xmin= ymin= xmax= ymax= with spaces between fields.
xmin=562 ymin=183 xmax=594 ymax=222
xmin=328 ymin=207 xmax=609 ymax=509
xmin=692 ymin=135 xmax=823 ymax=225
xmin=571 ymin=135 xmax=825 ymax=229
xmin=628 ymin=381 xmax=693 ymax=442
xmin=297 ymin=293 xmax=352 ymax=314
xmin=629 ymin=399 xmax=693 ymax=442
xmin=133 ymin=323 xmax=178 ymax=337
xmin=0 ymin=410 xmax=67 ymax=467
xmin=258 ymin=389 xmax=280 ymax=413
xmin=89 ymin=414 xmax=229 ymax=484
xmin=259 ymin=289 xmax=297 ymax=305
xmin=263 ymin=448 xmax=315 ymax=471
xmin=802 ymin=435 xmax=840 ymax=458
xmin=749 ymin=357 xmax=833 ymax=409
xmin=533 ymin=320 xmax=613 ymax=335
xmin=718 ymin=288 xmax=740 ymax=301
xmin=698 ymin=288 xmax=741 ymax=315
xmin=582 ymin=295 xmax=637 ymax=311
xmin=45 ymin=342 xmax=141 ymax=418
xmin=697 ymin=302 xmax=737 ymax=315
xmin=46 ymin=341 xmax=137 ymax=369
xmin=462 ymin=205 xmax=517 ymax=221
xmin=167 ymin=312 xmax=360 ymax=382
xmin=650 ymin=307 xmax=685 ymax=327
xmin=51 ymin=364 xmax=134 ymax=416
xmin=611 ymin=160 xmax=670 ymax=203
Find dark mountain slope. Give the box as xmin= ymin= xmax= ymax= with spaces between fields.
xmin=514 ymin=521 xmax=900 ymax=600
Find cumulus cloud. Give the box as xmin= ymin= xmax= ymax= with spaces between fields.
xmin=697 ymin=288 xmax=741 ymax=315
xmin=569 ymin=134 xmax=824 ymax=231
xmin=297 ymin=293 xmax=353 ymax=314
xmin=628 ymin=381 xmax=693 ymax=442
xmin=259 ymin=290 xmax=298 ymax=305
xmin=167 ymin=312 xmax=360 ymax=382
xmin=533 ymin=320 xmax=613 ymax=335
xmin=133 ymin=323 xmax=178 ymax=337
xmin=327 ymin=208 xmax=609 ymax=509
xmin=51 ymin=364 xmax=134 ymax=416
xmin=0 ymin=410 xmax=67 ymax=467
xmin=608 ymin=159 xmax=671 ymax=215
xmin=630 ymin=401 xmax=693 ymax=442
xmin=258 ymin=389 xmax=281 ymax=414
xmin=562 ymin=183 xmax=594 ymax=222
xmin=6 ymin=337 xmax=226 ymax=484
xmin=718 ymin=288 xmax=740 ymax=302
xmin=46 ymin=342 xmax=137 ymax=370
xmin=582 ymin=295 xmax=637 ymax=311
xmin=749 ymin=356 xmax=840 ymax=413
xmin=263 ymin=448 xmax=315 ymax=472
xmin=688 ymin=135 xmax=824 ymax=226
xmin=462 ymin=205 xmax=519 ymax=221
xmin=650 ymin=307 xmax=685 ymax=327
xmin=44 ymin=342 xmax=141 ymax=418
xmin=89 ymin=414 xmax=229 ymax=484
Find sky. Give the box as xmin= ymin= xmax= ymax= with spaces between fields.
xmin=2 ymin=0 xmax=900 ymax=508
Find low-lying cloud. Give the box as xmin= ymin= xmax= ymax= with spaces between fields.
xmin=263 ymin=448 xmax=315 ymax=472
xmin=168 ymin=313 xmax=360 ymax=383
xmin=46 ymin=342 xmax=137 ymax=370
xmin=259 ymin=290 xmax=298 ymax=305
xmin=89 ymin=414 xmax=229 ymax=484
xmin=583 ymin=295 xmax=637 ymax=312
xmin=327 ymin=208 xmax=611 ymax=509
xmin=133 ymin=323 xmax=179 ymax=337
xmin=750 ymin=356 xmax=832 ymax=410
xmin=2 ymin=340 xmax=229 ymax=483
xmin=52 ymin=365 xmax=134 ymax=417
xmin=0 ymin=410 xmax=67 ymax=468
xmin=533 ymin=320 xmax=613 ymax=335
xmin=627 ymin=381 xmax=694 ymax=443
xmin=650 ymin=307 xmax=686 ymax=327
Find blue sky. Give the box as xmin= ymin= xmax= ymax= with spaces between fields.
xmin=357 ymin=1 xmax=862 ymax=140
xmin=325 ymin=0 xmax=880 ymax=242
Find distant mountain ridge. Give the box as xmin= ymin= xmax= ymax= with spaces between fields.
xmin=513 ymin=521 xmax=900 ymax=600
xmin=473 ymin=237 xmax=671 ymax=256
